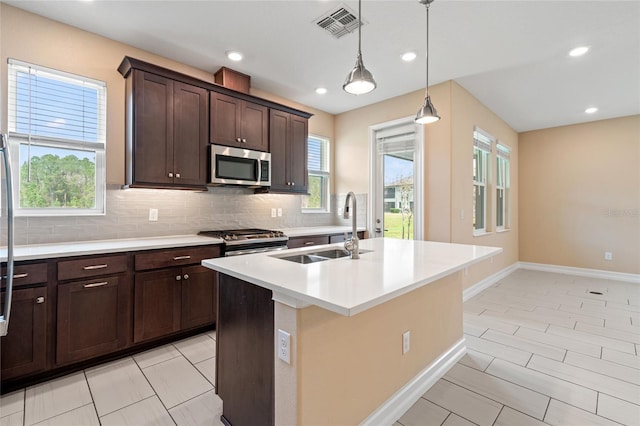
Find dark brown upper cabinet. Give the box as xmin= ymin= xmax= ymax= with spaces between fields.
xmin=269 ymin=110 xmax=309 ymax=193
xmin=210 ymin=92 xmax=268 ymax=152
xmin=123 ymin=70 xmax=208 ymax=189
xmin=118 ymin=57 xmax=312 ymax=190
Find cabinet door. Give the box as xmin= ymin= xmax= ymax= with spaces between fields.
xmin=241 ymin=101 xmax=268 ymax=151
xmin=57 ymin=276 xmax=130 ymax=365
xmin=210 ymin=92 xmax=241 ymax=147
xmin=268 ymin=109 xmax=290 ymax=192
xmin=133 ymin=70 xmax=174 ymax=185
xmin=134 ymin=269 xmax=181 ymax=343
xmin=181 ymin=265 xmax=217 ymax=330
xmin=288 ymin=115 xmax=309 ymax=193
xmin=173 ymin=82 xmax=209 ymax=186
xmin=1 ymin=287 xmax=47 ymax=380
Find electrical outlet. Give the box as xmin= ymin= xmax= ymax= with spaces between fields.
xmin=278 ymin=329 xmax=291 ymax=364
xmin=460 ymin=209 xmax=465 ymax=220
xmin=402 ymin=331 xmax=411 ymax=355
xmin=337 ymin=207 xmax=343 ymax=216
xmin=604 ymin=251 xmax=613 ymax=261
xmin=271 ymin=208 xmax=277 ymax=218
xmin=148 ymin=208 xmax=158 ymax=222
xmin=277 ymin=208 xmax=282 ymax=217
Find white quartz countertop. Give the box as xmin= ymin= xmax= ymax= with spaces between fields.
xmin=202 ymin=238 xmax=502 ymax=316
xmin=0 ymin=235 xmax=223 ymax=261
xmin=278 ymin=226 xmax=367 ymax=237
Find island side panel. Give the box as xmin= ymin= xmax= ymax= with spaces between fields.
xmin=217 ymin=274 xmax=274 ymax=426
xmin=296 ymin=272 xmax=463 ymax=425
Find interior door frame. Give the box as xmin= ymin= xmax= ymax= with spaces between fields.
xmin=368 ymin=116 xmax=424 ymax=240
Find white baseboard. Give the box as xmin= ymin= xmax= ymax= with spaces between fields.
xmin=360 ymin=339 xmax=466 ymax=426
xmin=518 ymin=262 xmax=640 ymax=284
xmin=463 ymin=262 xmax=520 ymax=301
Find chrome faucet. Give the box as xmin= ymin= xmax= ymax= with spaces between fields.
xmin=343 ymin=192 xmax=360 ymax=259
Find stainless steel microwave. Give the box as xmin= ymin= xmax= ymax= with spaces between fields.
xmin=209 ymin=144 xmax=271 ymax=188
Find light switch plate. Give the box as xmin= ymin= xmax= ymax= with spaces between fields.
xmin=149 ymin=208 xmax=158 ymax=222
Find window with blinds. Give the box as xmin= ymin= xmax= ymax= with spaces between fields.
xmin=303 ymin=135 xmax=330 ymax=212
xmin=496 ymin=143 xmax=511 ymax=230
xmin=7 ymin=59 xmax=106 ymax=216
xmin=473 ymin=128 xmax=494 ymax=234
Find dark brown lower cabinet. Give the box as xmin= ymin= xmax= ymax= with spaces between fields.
xmin=217 ymin=274 xmax=274 ymax=426
xmin=57 ymin=276 xmax=131 ymax=365
xmin=181 ymin=265 xmax=217 ymax=330
xmin=134 ymin=269 xmax=182 ymax=343
xmin=1 ymin=286 xmax=47 ymax=380
xmin=134 ymin=266 xmax=217 ymax=343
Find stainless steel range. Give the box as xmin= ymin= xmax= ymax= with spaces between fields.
xmin=198 ymin=229 xmax=288 ymax=256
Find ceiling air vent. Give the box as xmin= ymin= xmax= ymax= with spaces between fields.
xmin=314 ymin=4 xmax=364 ymax=39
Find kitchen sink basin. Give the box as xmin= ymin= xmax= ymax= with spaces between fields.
xmin=274 ymin=249 xmax=372 ymax=264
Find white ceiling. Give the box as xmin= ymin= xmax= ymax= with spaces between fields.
xmin=4 ymin=0 xmax=640 ymax=132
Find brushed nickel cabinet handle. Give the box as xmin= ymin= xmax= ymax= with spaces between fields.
xmin=173 ymin=255 xmax=191 ymax=261
xmin=242 ymin=138 xmax=247 ymax=143
xmin=304 ymin=241 xmax=315 ymax=246
xmin=183 ymin=274 xmax=189 ymax=280
xmin=176 ymin=275 xmax=182 ymax=281
xmin=83 ymin=264 xmax=108 ymax=271
xmin=2 ymin=273 xmax=28 ymax=280
xmin=176 ymin=173 xmax=181 ymax=178
xmin=36 ymin=297 xmax=45 ymax=304
xmin=169 ymin=172 xmax=174 ymax=178
xmin=83 ymin=281 xmax=108 ymax=288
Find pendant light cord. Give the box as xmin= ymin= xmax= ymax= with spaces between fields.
xmin=425 ymin=2 xmax=430 ymax=96
xmin=358 ymin=0 xmax=362 ymax=56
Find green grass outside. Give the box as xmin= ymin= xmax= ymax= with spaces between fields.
xmin=383 ymin=212 xmax=414 ymax=240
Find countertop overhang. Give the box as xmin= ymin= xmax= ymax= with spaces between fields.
xmin=202 ymin=238 xmax=502 ymax=316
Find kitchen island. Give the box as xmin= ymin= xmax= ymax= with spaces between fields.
xmin=202 ymin=238 xmax=501 ymax=426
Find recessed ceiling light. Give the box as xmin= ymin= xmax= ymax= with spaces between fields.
xmin=401 ymin=52 xmax=417 ymax=62
xmin=315 ymin=87 xmax=327 ymax=95
xmin=226 ymin=51 xmax=243 ymax=61
xmin=569 ymin=46 xmax=590 ymax=57
xmin=585 ymin=107 xmax=598 ymax=114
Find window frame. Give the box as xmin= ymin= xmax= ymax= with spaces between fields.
xmin=7 ymin=59 xmax=107 ymax=216
xmin=496 ymin=143 xmax=511 ymax=231
xmin=473 ymin=128 xmax=494 ymax=236
xmin=303 ymin=135 xmax=330 ymax=213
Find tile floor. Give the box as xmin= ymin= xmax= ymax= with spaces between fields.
xmin=1 ymin=269 xmax=639 ymax=425
xmin=0 ymin=331 xmax=222 ymax=426
xmin=395 ymin=269 xmax=640 ymax=426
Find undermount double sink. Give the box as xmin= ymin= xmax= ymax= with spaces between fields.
xmin=273 ymin=248 xmax=372 ymax=264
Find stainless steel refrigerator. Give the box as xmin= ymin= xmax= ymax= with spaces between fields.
xmin=0 ymin=133 xmax=15 ymax=337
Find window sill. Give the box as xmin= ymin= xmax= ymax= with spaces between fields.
xmin=496 ymin=228 xmax=511 ymax=233
xmin=473 ymin=231 xmax=493 ymax=238
xmin=301 ymin=209 xmax=330 ymax=214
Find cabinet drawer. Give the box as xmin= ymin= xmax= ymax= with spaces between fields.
xmin=135 ymin=246 xmax=221 ymax=271
xmin=58 ymin=255 xmax=128 ymax=281
xmin=2 ymin=262 xmax=48 ymax=289
xmin=287 ymin=235 xmax=329 ymax=249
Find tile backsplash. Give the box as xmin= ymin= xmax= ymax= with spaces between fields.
xmin=4 ymin=185 xmax=367 ymax=245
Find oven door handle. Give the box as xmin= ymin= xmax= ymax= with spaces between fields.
xmin=225 ymin=246 xmax=288 ymax=257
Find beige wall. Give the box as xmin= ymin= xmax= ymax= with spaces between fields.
xmin=334 ymin=82 xmax=519 ymax=287
xmin=295 ymin=272 xmax=462 ymax=425
xmin=0 ymin=4 xmax=334 ymax=185
xmin=519 ymin=116 xmax=640 ymax=274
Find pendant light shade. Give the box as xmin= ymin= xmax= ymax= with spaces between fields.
xmin=415 ymin=0 xmax=440 ymax=124
xmin=415 ymin=95 xmax=440 ymax=124
xmin=343 ymin=0 xmax=376 ymax=95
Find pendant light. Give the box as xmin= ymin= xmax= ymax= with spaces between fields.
xmin=343 ymin=0 xmax=377 ymax=95
xmin=415 ymin=0 xmax=440 ymax=124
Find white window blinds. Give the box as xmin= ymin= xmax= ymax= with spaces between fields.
xmin=473 ymin=127 xmax=493 ymax=153
xmin=8 ymin=59 xmax=106 ymax=146
xmin=376 ymin=123 xmax=416 ymax=155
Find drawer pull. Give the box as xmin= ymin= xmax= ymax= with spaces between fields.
xmin=36 ymin=296 xmax=45 ymax=304
xmin=83 ymin=281 xmax=109 ymax=288
xmin=173 ymin=255 xmax=191 ymax=261
xmin=83 ymin=264 xmax=108 ymax=271
xmin=2 ymin=272 xmax=29 ymax=280
xmin=304 ymin=241 xmax=315 ymax=246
